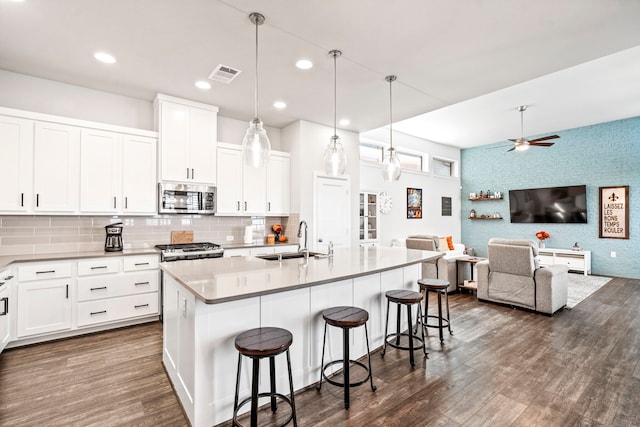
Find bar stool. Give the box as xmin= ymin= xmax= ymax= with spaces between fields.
xmin=382 ymin=290 xmax=427 ymax=367
xmin=233 ymin=327 xmax=297 ymax=427
xmin=416 ymin=278 xmax=453 ymax=343
xmin=317 ymin=306 xmax=377 ymax=409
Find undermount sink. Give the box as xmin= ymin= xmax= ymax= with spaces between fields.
xmin=255 ymin=251 xmax=322 ymax=261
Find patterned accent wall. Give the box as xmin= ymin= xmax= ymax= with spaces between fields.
xmin=461 ymin=116 xmax=640 ymax=278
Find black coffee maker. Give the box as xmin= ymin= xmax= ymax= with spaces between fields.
xmin=104 ymin=222 xmax=123 ymax=252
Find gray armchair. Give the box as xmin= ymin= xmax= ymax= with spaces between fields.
xmin=405 ymin=235 xmax=460 ymax=292
xmin=477 ymin=238 xmax=568 ymax=315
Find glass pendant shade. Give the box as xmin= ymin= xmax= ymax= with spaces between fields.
xmin=381 ymin=147 xmax=401 ymax=181
xmin=242 ymin=118 xmax=271 ymax=168
xmin=243 ymin=12 xmax=271 ymax=168
xmin=323 ymin=135 xmax=347 ymax=176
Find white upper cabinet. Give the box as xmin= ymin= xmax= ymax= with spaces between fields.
xmin=80 ymin=128 xmax=121 ymax=213
xmin=266 ymin=153 xmax=290 ymax=216
xmin=0 ymin=115 xmax=33 ymax=211
xmin=155 ymin=94 xmax=218 ymax=185
xmin=80 ymin=129 xmax=157 ymax=214
xmin=0 ymin=106 xmax=158 ymax=216
xmin=216 ymin=143 xmax=289 ymax=217
xmin=122 ymin=135 xmax=157 ymax=214
xmin=216 ymin=143 xmax=266 ymax=216
xmin=33 ymin=122 xmax=81 ymax=213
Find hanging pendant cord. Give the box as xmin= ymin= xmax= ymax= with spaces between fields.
xmin=254 ymin=17 xmax=259 ymax=119
xmin=333 ymin=52 xmax=337 ymax=141
xmin=389 ymin=77 xmax=393 ymax=151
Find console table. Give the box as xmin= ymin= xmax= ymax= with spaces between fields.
xmin=537 ymin=248 xmax=591 ymax=276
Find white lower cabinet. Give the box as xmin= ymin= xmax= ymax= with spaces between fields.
xmin=12 ymin=254 xmax=160 ymax=345
xmin=0 ymin=268 xmax=15 ymax=353
xmin=17 ymin=277 xmax=72 ymax=338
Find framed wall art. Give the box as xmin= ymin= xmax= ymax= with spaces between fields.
xmin=599 ymin=185 xmax=629 ymax=239
xmin=407 ymin=188 xmax=422 ymax=219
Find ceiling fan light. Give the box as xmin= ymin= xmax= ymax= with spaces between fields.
xmin=515 ymin=143 xmax=530 ymax=152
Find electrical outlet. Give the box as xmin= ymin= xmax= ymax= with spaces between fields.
xmin=611 ymin=251 xmax=617 ymax=258
xmin=226 ymin=235 xmax=234 ymax=241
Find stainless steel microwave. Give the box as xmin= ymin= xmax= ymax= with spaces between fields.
xmin=158 ymin=183 xmax=216 ymax=214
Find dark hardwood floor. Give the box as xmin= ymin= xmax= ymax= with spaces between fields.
xmin=2 ymin=277 xmax=639 ymax=426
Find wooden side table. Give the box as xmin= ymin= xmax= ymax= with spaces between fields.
xmin=456 ymin=256 xmax=487 ymax=293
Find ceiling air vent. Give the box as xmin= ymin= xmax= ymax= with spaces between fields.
xmin=208 ymin=64 xmax=242 ymax=84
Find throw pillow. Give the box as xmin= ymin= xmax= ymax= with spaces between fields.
xmin=446 ymin=236 xmax=455 ymax=250
xmin=438 ymin=237 xmax=447 ymax=252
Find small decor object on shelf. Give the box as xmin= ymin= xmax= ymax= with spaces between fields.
xmin=469 ymin=209 xmax=476 ymax=218
xmin=572 ymin=242 xmax=581 ymax=251
xmin=535 ymin=230 xmax=550 ymax=248
xmin=272 ymin=224 xmax=283 ymax=241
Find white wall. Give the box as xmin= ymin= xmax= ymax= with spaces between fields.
xmin=0 ymin=69 xmax=280 ymax=147
xmin=281 ymin=120 xmax=360 ymax=247
xmin=359 ymin=128 xmax=462 ymax=245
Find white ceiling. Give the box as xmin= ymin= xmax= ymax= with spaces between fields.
xmin=1 ymin=0 xmax=640 ymax=148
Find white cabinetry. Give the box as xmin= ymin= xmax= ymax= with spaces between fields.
xmin=155 ymin=94 xmax=218 ymax=184
xmin=359 ymin=191 xmax=378 ymax=245
xmin=216 ymin=143 xmax=290 ymax=216
xmin=266 ymin=153 xmax=290 ymax=216
xmin=0 ymin=107 xmax=158 ymax=216
xmin=0 ymin=115 xmax=33 ymax=212
xmin=16 ymin=261 xmax=73 ymax=338
xmin=537 ymin=248 xmax=591 ymax=275
xmin=33 ymin=122 xmax=80 ymax=212
xmin=80 ymin=129 xmax=157 ymax=214
xmin=0 ymin=268 xmax=14 ymax=353
xmin=216 ymin=143 xmax=266 ymax=215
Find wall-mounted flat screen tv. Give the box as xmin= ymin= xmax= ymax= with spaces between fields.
xmin=509 ymin=185 xmax=587 ymax=223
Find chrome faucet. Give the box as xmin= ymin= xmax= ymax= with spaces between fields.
xmin=297 ymin=220 xmax=308 ymax=254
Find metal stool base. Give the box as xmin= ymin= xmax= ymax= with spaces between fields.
xmin=384 ymin=332 xmax=426 ymax=351
xmin=233 ymin=392 xmax=295 ymax=427
xmin=321 ymin=359 xmax=374 ymax=389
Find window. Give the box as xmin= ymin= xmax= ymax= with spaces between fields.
xmin=359 ymin=142 xmax=383 ymax=164
xmin=396 ymin=150 xmax=423 ymax=172
xmin=432 ymin=157 xmax=455 ymax=177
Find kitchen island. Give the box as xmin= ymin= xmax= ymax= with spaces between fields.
xmin=160 ymin=246 xmax=441 ymax=426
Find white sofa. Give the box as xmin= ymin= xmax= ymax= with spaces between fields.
xmin=404 ymin=235 xmax=469 ymax=292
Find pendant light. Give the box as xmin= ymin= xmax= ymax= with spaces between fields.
xmin=322 ymin=49 xmax=347 ymax=176
xmin=242 ymin=12 xmax=271 ymax=168
xmin=381 ymin=75 xmax=401 ymax=181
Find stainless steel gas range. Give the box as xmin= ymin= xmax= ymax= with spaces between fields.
xmin=156 ymin=242 xmax=224 ymax=262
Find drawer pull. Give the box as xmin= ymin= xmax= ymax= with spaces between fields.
xmin=134 ymin=262 xmax=150 ymax=266
xmin=134 ymin=281 xmax=150 ymax=286
xmin=3 ymin=275 xmax=13 ymax=280
xmin=90 ymin=310 xmax=107 ymax=316
xmin=0 ymin=297 xmax=8 ymax=316
xmin=135 ymin=304 xmax=149 ymax=309
xmin=36 ymin=270 xmax=56 ymax=274
xmin=90 ymin=286 xmax=108 ymax=291
xmin=90 ymin=266 xmax=108 ymax=270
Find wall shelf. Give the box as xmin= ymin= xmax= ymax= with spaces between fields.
xmin=468 ymin=217 xmax=503 ymax=220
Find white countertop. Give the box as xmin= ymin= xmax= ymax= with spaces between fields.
xmin=0 ymin=248 xmax=160 ymax=270
xmin=160 ymin=246 xmax=442 ymax=304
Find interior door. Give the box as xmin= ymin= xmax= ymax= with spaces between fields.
xmin=313 ymin=174 xmax=351 ymax=252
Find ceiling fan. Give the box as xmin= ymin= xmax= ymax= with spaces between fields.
xmin=506 ymin=105 xmax=559 ymax=152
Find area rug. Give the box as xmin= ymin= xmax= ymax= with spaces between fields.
xmin=565 ymin=273 xmax=612 ymax=309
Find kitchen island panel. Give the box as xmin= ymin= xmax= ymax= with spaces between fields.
xmin=353 ymin=273 xmax=382 ymax=357
xmin=309 ymin=279 xmax=353 ymax=382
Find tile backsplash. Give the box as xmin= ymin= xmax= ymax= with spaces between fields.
xmin=0 ymin=215 xmax=294 ymax=256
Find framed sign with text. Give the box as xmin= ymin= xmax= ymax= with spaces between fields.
xmin=599 ymin=185 xmax=629 ymax=239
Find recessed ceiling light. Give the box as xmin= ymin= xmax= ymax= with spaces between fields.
xmin=273 ymin=101 xmax=287 ymax=109
xmin=295 ymin=59 xmax=313 ymax=70
xmin=339 ymin=119 xmax=350 ymax=126
xmin=195 ymin=80 xmax=211 ymax=90
xmin=94 ymin=52 xmax=116 ymax=64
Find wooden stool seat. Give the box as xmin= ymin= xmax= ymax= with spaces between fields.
xmin=416 ymin=279 xmax=453 ymax=343
xmin=317 ymin=306 xmax=376 ymax=409
xmin=235 ymin=327 xmax=293 ymax=357
xmin=233 ymin=327 xmax=297 ymax=427
xmin=385 ymin=289 xmax=423 ymax=304
xmin=322 ymin=306 xmax=369 ymax=328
